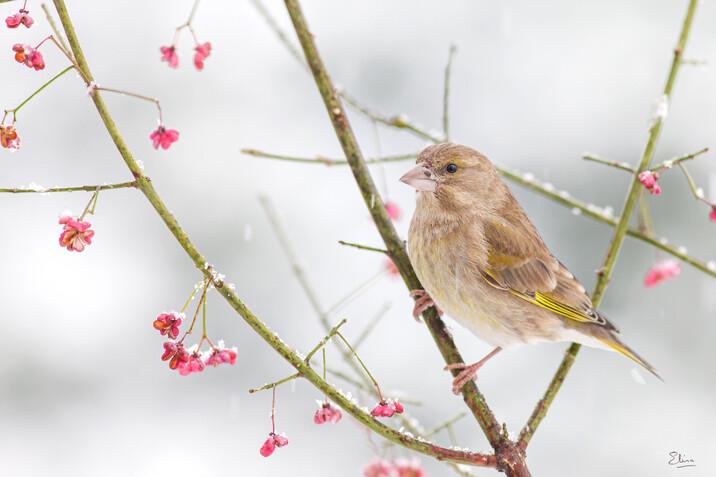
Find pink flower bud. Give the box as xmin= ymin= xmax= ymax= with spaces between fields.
xmin=313 ymin=402 xmax=342 ymax=424
xmin=260 ymin=433 xmax=288 ymax=457
xmin=153 ymin=312 xmax=183 ymax=340
xmin=161 ymin=341 xmax=190 ymax=369
xmin=709 ymin=205 xmax=716 ymax=223
xmin=371 ymin=401 xmax=395 ymax=418
xmin=363 ymin=459 xmax=395 ymax=477
xmin=384 ymin=258 xmax=400 ymax=277
xmin=0 ymin=124 xmax=20 ymax=149
xmin=393 ymin=458 xmax=426 ymax=477
xmin=644 ymin=259 xmax=680 ymax=288
xmin=384 ymin=201 xmax=401 ymax=221
xmin=160 ymin=45 xmax=179 ymax=68
xmin=150 ymin=125 xmax=180 ymax=150
xmin=5 ymin=10 xmax=34 ymax=29
xmin=12 ymin=43 xmax=45 ymax=70
xmin=178 ymin=353 xmax=205 ymax=376
xmin=193 ymin=42 xmax=212 ymax=71
xmin=58 ymin=216 xmax=95 ymax=252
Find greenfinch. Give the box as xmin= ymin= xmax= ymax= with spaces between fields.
xmin=400 ymin=143 xmax=659 ymax=394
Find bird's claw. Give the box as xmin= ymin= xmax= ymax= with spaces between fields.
xmin=444 ymin=362 xmax=481 ymax=395
xmin=409 ymin=289 xmax=443 ymax=321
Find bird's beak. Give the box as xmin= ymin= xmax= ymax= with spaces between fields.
xmin=400 ymin=165 xmax=437 ymax=192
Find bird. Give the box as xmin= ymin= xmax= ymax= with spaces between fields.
xmin=400 ymin=143 xmax=659 ymax=394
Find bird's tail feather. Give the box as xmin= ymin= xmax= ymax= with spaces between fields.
xmin=596 ymin=336 xmax=663 ymax=381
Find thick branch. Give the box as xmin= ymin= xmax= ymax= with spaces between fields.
xmin=281 ymin=0 xmax=525 ymax=473
xmin=518 ymin=0 xmax=700 ymax=449
xmin=50 ymin=0 xmax=495 ymax=467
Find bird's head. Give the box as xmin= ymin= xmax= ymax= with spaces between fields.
xmin=400 ymin=143 xmax=505 ymax=215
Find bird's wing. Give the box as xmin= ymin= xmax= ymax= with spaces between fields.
xmin=481 ymin=215 xmax=612 ymax=329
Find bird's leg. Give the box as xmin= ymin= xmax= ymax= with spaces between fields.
xmin=444 ymin=346 xmax=502 ymax=395
xmin=409 ymin=289 xmax=443 ymax=321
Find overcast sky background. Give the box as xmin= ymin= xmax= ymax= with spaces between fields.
xmin=1 ymin=1 xmax=715 ymax=476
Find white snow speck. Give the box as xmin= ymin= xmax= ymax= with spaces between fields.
xmin=652 ymin=94 xmax=669 ymax=124
xmin=136 ymin=159 xmax=145 ymax=171
xmin=571 ymin=207 xmax=582 ymax=216
xmin=677 ymin=246 xmax=688 ymax=255
xmin=707 ymin=261 xmax=716 ymax=272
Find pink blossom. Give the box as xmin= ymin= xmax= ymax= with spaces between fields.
xmin=152 ymin=312 xmax=183 ymax=340
xmin=58 ymin=216 xmax=94 ymax=252
xmin=12 ymin=43 xmax=45 ymax=70
xmin=205 ymin=343 xmax=238 ymax=367
xmin=384 ymin=201 xmax=401 ymax=221
xmin=371 ymin=399 xmax=404 ymax=418
xmin=150 ymin=125 xmax=179 ymax=150
xmin=384 ymin=258 xmax=400 ymax=277
xmin=260 ymin=433 xmax=288 ymax=457
xmin=644 ymin=259 xmax=681 ymax=288
xmin=160 ymin=45 xmax=179 ymax=68
xmin=178 ymin=352 xmax=205 ymax=376
xmin=394 ymin=458 xmax=426 ymax=477
xmin=638 ymin=170 xmax=661 ymax=196
xmin=363 ymin=459 xmax=395 ymax=477
xmin=709 ymin=205 xmax=716 ymax=223
xmin=193 ymin=42 xmax=211 ymax=71
xmin=0 ymin=124 xmax=20 ymax=150
xmin=313 ymin=402 xmax=342 ymax=424
xmin=5 ymin=10 xmax=34 ymax=29
xmin=161 ymin=341 xmax=190 ymax=370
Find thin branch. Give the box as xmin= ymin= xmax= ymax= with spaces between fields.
xmin=242 ymin=148 xmax=419 ymax=166
xmin=650 ymin=147 xmax=708 ymax=172
xmin=518 ymin=0 xmax=700 ymax=449
xmin=0 ymin=181 xmax=136 ymax=194
xmin=499 ymin=165 xmax=716 ymax=278
xmin=338 ymin=240 xmax=389 ymax=254
xmin=442 ymin=44 xmax=457 ymax=141
xmin=51 ymin=0 xmax=496 ymax=467
xmin=281 ymin=0 xmax=521 ymax=474
xmin=41 ymin=3 xmax=71 ymax=54
xmin=677 ymin=162 xmax=712 ymax=205
xmin=582 ymin=154 xmax=635 ymax=173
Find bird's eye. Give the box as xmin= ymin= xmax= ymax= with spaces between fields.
xmin=446 ymin=163 xmax=458 ymax=173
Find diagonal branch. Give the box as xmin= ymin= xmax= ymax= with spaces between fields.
xmin=281 ymin=1 xmax=529 ymax=475
xmin=518 ymin=0 xmax=700 ymax=449
xmin=50 ymin=0 xmax=495 ymax=468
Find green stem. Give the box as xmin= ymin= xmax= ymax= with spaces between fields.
xmin=46 ymin=1 xmax=495 ymax=458
xmin=648 ymin=147 xmax=708 ymax=172
xmin=442 ymin=44 xmax=457 ymax=141
xmin=518 ymin=0 xmax=700 ymax=449
xmin=335 ymin=331 xmax=385 ymax=401
xmin=678 ymin=162 xmax=711 ymax=204
xmin=0 ymin=181 xmax=136 ymax=194
xmin=582 ymin=154 xmax=635 ymax=173
xmin=337 ymin=240 xmax=388 ymax=254
xmin=41 ymin=3 xmax=71 ymax=54
xmin=242 ymin=148 xmax=419 ymax=166
xmin=3 ymin=65 xmax=73 ymax=122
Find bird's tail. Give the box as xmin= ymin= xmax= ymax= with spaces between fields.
xmin=596 ymin=335 xmax=663 ymax=381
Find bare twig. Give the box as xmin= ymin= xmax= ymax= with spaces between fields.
xmin=0 ymin=181 xmax=136 ymax=194
xmin=281 ymin=0 xmax=521 ymax=474
xmin=242 ymin=148 xmax=419 ymax=166
xmin=442 ymin=44 xmax=457 ymax=141
xmin=51 ymin=0 xmax=496 ymax=466
xmin=518 ymin=0 xmax=700 ymax=449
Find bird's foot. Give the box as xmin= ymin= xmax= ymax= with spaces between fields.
xmin=444 ymin=362 xmax=483 ymax=395
xmin=409 ymin=289 xmax=443 ymax=321
xmin=444 ymin=347 xmax=502 ymax=395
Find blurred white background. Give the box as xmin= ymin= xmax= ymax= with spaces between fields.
xmin=1 ymin=0 xmax=715 ymax=476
